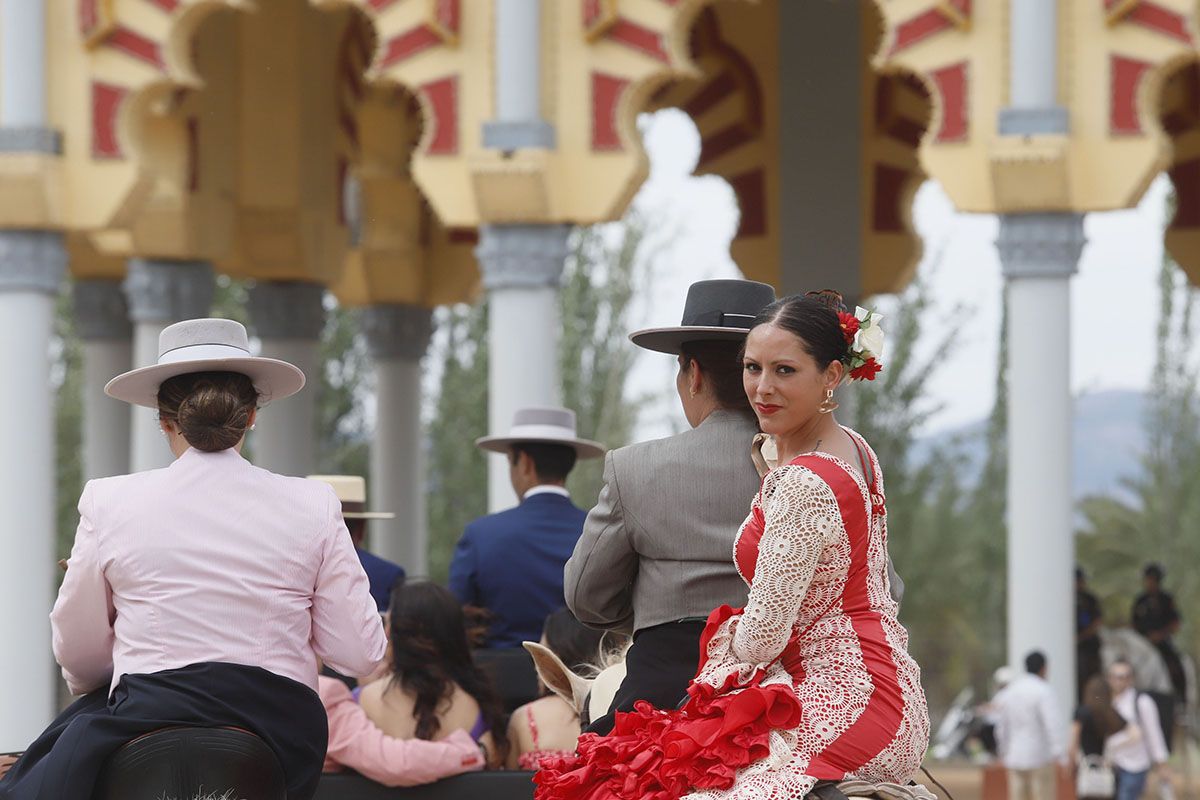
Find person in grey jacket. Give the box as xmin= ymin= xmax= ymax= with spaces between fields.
xmin=564 ymin=279 xmax=775 ymax=735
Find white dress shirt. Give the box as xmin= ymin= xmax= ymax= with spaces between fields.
xmin=993 ymin=673 xmax=1066 ymax=769
xmin=51 ymin=447 xmax=387 ymax=696
xmin=523 ymin=484 xmax=571 ymax=500
xmin=1107 ymin=688 xmax=1168 ymax=772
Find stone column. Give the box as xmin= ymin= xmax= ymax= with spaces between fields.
xmin=998 ymin=0 xmax=1076 ymax=716
xmin=361 ymin=304 xmax=434 ymax=573
xmin=0 ymin=231 xmax=66 ymax=751
xmin=476 ymin=225 xmax=570 ymax=511
xmin=0 ymin=0 xmax=66 ymax=749
xmin=74 ymin=280 xmax=133 ymax=480
xmin=484 ymin=0 xmax=554 ymax=149
xmin=122 ymin=259 xmax=215 ymax=473
xmin=246 ymin=282 xmax=325 ymax=476
xmin=997 ymin=214 xmax=1084 ymax=715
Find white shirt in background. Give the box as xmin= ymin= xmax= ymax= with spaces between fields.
xmin=1107 ymin=688 xmax=1168 ymax=772
xmin=524 ymin=485 xmax=571 ymax=500
xmin=993 ymin=673 xmax=1066 ymax=769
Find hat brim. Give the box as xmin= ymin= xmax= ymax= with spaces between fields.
xmin=104 ymin=357 xmax=307 ymax=409
xmin=475 ymin=435 xmax=606 ymax=460
xmin=628 ymin=326 xmax=753 ymax=355
xmin=343 ymin=511 xmax=396 ymax=520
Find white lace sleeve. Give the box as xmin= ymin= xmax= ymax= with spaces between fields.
xmin=731 ymin=464 xmax=842 ymax=665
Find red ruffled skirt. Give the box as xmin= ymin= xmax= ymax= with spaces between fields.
xmin=533 ymin=608 xmax=803 ymax=800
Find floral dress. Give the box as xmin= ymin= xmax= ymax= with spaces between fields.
xmin=534 ymin=428 xmax=929 ymax=800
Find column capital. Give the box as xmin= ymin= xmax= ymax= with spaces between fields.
xmin=73 ymin=279 xmax=132 ymax=340
xmin=122 ymin=259 xmax=214 ymax=323
xmin=476 ymin=224 xmax=571 ymax=290
xmin=997 ymin=213 xmax=1085 ymax=280
xmin=0 ymin=230 xmax=66 ymax=294
xmin=0 ymin=127 xmax=61 ymax=154
xmin=361 ymin=303 xmax=434 ymax=361
xmin=247 ymin=281 xmax=326 ymax=340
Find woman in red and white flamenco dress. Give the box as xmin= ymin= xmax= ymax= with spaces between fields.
xmin=534 ymin=293 xmax=930 ymax=800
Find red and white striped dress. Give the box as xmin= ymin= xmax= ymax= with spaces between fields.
xmin=534 ymin=428 xmax=929 ymax=800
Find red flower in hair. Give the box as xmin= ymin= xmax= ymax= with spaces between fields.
xmin=850 ymin=357 xmax=883 ymax=381
xmin=837 ymin=311 xmax=860 ymax=345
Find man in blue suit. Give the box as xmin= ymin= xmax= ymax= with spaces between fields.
xmin=449 ymin=407 xmax=606 ymax=648
xmin=308 ymin=474 xmax=405 ymax=613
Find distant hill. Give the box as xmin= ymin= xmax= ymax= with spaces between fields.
xmin=916 ymin=389 xmax=1147 ymax=501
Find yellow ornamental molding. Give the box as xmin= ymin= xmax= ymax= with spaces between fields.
xmin=874 ymin=0 xmax=1199 ymax=214
xmin=345 ymin=0 xmax=736 ymax=226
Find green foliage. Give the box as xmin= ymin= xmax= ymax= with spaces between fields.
xmin=316 ymin=301 xmax=372 ymax=476
xmin=54 ymin=285 xmax=83 ymax=566
xmin=1077 ymin=254 xmax=1200 ymax=656
xmin=424 ymin=214 xmax=654 ymax=580
xmin=560 ymin=214 xmax=652 ymax=505
xmin=425 ymin=301 xmax=490 ymax=582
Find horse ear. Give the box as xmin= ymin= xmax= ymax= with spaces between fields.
xmin=523 ymin=641 xmax=592 ymax=713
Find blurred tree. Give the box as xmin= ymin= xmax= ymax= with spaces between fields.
xmin=561 ymin=212 xmax=655 ymax=504
xmin=424 ymin=212 xmax=657 ymax=581
xmin=316 ymin=301 xmax=372 ymax=476
xmin=54 ymin=286 xmax=82 ymax=565
xmin=425 ymin=301 xmax=490 ymax=582
xmin=1078 ymin=253 xmax=1200 ymax=656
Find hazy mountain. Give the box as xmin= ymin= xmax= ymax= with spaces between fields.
xmin=916 ymin=390 xmax=1147 ymax=501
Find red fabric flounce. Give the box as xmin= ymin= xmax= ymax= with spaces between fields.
xmin=532 ymin=633 xmax=803 ymax=800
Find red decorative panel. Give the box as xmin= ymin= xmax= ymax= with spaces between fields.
xmin=1168 ymin=158 xmax=1200 ymax=229
xmin=109 ymin=26 xmax=164 ymax=69
xmin=381 ymin=25 xmax=441 ymax=67
xmin=1127 ymin=2 xmax=1192 ymax=43
xmin=448 ymin=227 xmax=480 ymax=244
xmin=420 ymin=76 xmax=458 ymax=155
xmin=583 ymin=0 xmax=604 ymax=28
xmin=931 ymin=62 xmax=968 ymax=142
xmin=592 ymin=72 xmax=628 ymax=151
xmin=369 ymin=0 xmax=398 ymax=9
xmin=698 ymin=124 xmax=753 ymax=168
xmin=891 ymin=9 xmax=953 ymax=54
xmin=336 ymin=157 xmax=349 ymax=225
xmin=873 ymin=164 xmax=909 ymax=233
xmin=728 ymin=169 xmax=766 ymax=238
xmin=1111 ymin=54 xmax=1151 ymax=134
xmin=437 ymin=0 xmax=460 ymax=34
xmin=146 ymin=0 xmax=179 ymax=11
xmin=607 ymin=18 xmax=669 ymax=62
xmin=79 ymin=0 xmax=100 ymax=36
xmin=92 ymin=82 xmax=126 ymax=158
xmin=683 ymin=71 xmax=738 ymax=119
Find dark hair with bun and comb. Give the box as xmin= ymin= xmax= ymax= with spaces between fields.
xmin=749 ymin=291 xmax=851 ymax=371
xmin=157 ymin=371 xmax=259 ymax=452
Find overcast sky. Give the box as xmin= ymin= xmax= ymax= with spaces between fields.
xmin=627 ymin=110 xmax=1175 ymax=437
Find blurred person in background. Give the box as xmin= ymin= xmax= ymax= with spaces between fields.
xmin=1105 ymin=660 xmax=1170 ymax=800
xmin=994 ymin=651 xmax=1066 ymax=800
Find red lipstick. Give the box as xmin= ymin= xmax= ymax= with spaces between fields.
xmin=755 ymin=403 xmax=781 ymax=416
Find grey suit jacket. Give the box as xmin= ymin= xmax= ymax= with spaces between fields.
xmin=564 ymin=409 xmax=761 ymax=635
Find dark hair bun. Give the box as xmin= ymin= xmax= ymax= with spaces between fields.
xmin=803 ymin=289 xmax=848 ymax=314
xmin=752 ymin=294 xmax=849 ymax=370
xmin=158 ymin=371 xmax=259 ymax=452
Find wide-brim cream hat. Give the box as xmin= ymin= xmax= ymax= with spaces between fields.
xmin=629 ymin=279 xmax=777 ymax=355
xmin=307 ymin=474 xmax=395 ymax=519
xmin=476 ymin=407 xmax=606 ymax=460
xmin=105 ymin=318 xmax=306 ymax=409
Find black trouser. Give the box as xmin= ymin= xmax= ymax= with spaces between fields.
xmin=0 ymin=662 xmax=327 ymax=800
xmin=585 ymin=619 xmax=706 ymax=736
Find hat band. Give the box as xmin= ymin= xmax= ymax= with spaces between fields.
xmin=158 ymin=342 xmax=252 ymax=365
xmin=499 ymin=423 xmax=583 ymax=442
xmin=684 ymin=311 xmax=756 ymax=329
xmin=342 ymin=500 xmax=367 ymax=513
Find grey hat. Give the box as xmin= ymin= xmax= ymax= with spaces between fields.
xmin=105 ymin=318 xmax=306 ymax=409
xmin=629 ymin=279 xmax=777 ymax=355
xmin=476 ymin=407 xmax=606 ymax=459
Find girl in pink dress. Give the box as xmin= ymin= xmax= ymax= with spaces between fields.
xmin=534 ymin=293 xmax=929 ymax=800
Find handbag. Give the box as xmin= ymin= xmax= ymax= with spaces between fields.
xmin=1076 ymin=755 xmax=1116 ymax=799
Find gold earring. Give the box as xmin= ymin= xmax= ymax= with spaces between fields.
xmin=819 ymin=389 xmax=839 ymax=414
xmin=689 ymin=388 xmax=697 ymax=398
